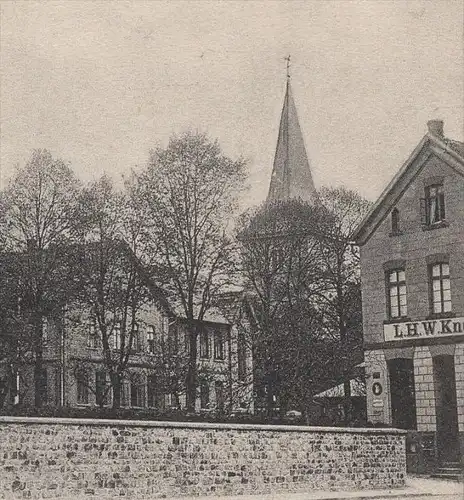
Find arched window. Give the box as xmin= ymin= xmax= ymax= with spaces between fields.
xmin=391 ymin=208 xmax=400 ymax=234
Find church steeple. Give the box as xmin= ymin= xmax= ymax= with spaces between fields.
xmin=267 ymin=59 xmax=316 ymax=203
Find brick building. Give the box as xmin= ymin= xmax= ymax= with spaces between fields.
xmin=353 ymin=120 xmax=464 ymax=473
xmin=1 ymin=276 xmax=253 ymax=414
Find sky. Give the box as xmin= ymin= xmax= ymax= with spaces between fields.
xmin=1 ymin=0 xmax=463 ymax=207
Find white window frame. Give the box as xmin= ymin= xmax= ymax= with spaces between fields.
xmin=388 ymin=269 xmax=408 ymax=319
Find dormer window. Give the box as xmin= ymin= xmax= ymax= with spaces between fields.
xmin=391 ymin=208 xmax=400 ymax=234
xmin=421 ymin=184 xmax=445 ymax=227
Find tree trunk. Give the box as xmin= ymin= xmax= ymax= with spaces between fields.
xmin=266 ymin=367 xmax=275 ymax=419
xmin=34 ymin=314 xmax=44 ymax=408
xmin=111 ymin=372 xmax=122 ymax=409
xmin=0 ymin=367 xmax=10 ymax=408
xmin=337 ymin=282 xmax=352 ymax=426
xmin=186 ymin=322 xmax=198 ymax=413
xmin=343 ymin=378 xmax=352 ymax=426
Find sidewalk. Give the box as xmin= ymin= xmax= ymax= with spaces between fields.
xmin=168 ymin=476 xmax=463 ymax=500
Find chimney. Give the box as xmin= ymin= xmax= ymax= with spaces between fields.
xmin=427 ymin=120 xmax=444 ymax=138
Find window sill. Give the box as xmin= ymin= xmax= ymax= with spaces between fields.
xmin=383 ymin=317 xmax=411 ymax=325
xmin=422 ymin=220 xmax=449 ymax=231
xmin=426 ymin=312 xmax=455 ymax=320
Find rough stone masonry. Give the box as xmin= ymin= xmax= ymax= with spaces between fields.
xmin=0 ymin=417 xmax=406 ymax=499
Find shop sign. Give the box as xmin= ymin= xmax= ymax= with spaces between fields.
xmin=384 ymin=316 xmax=464 ymax=342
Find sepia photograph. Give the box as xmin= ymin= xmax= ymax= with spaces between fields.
xmin=0 ymin=1 xmax=463 ymax=499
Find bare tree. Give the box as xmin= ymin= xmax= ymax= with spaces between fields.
xmin=137 ymin=132 xmax=246 ymax=411
xmin=0 ymin=150 xmax=81 ymax=407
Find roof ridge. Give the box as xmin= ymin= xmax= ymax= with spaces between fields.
xmin=353 ymin=130 xmax=464 ymax=245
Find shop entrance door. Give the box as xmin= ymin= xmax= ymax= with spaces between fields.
xmin=388 ymin=358 xmax=417 ymax=429
xmin=433 ymin=355 xmax=460 ymax=464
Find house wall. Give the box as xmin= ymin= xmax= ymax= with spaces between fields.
xmin=229 ymin=320 xmax=255 ymax=413
xmin=4 ymin=301 xmax=253 ymax=414
xmin=175 ymin=320 xmax=253 ymax=413
xmin=0 ymin=417 xmax=406 ymax=499
xmin=361 ymin=155 xmax=464 ymax=346
xmin=62 ymin=300 xmax=171 ymax=408
xmin=359 ymin=151 xmax=464 ymax=471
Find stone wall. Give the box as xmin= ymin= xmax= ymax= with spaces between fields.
xmin=0 ymin=417 xmax=406 ymax=499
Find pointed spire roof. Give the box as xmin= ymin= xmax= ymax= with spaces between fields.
xmin=267 ymin=79 xmax=317 ymax=203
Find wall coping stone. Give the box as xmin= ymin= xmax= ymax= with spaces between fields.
xmin=0 ymin=416 xmax=407 ymax=434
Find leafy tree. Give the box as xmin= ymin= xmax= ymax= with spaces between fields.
xmin=0 ymin=262 xmax=35 ymax=408
xmin=238 ymin=199 xmax=331 ymax=418
xmin=238 ymin=189 xmax=371 ymax=423
xmin=75 ymin=175 xmax=153 ymax=408
xmin=0 ymin=150 xmax=81 ymax=407
xmin=137 ymin=132 xmax=246 ymax=411
xmin=316 ymin=186 xmax=371 ymax=424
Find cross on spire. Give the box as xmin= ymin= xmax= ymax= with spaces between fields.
xmin=284 ymin=54 xmax=291 ymax=80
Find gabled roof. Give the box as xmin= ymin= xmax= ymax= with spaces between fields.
xmin=76 ymin=239 xmax=174 ymax=316
xmin=352 ymin=123 xmax=464 ymax=246
xmin=267 ymin=80 xmax=317 ymax=203
xmin=173 ymin=289 xmax=251 ymax=326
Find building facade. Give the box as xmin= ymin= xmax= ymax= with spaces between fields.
xmin=1 ymin=295 xmax=253 ymax=415
xmin=353 ymin=120 xmax=464 ymax=472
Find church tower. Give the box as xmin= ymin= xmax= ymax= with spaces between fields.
xmin=267 ymin=58 xmax=317 ymax=203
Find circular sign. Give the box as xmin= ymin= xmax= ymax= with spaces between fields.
xmin=372 ymin=382 xmax=383 ymax=396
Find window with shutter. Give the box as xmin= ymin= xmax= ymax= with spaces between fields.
xmin=422 ymin=184 xmax=446 ymax=227
xmin=420 ymin=198 xmax=427 ymax=225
